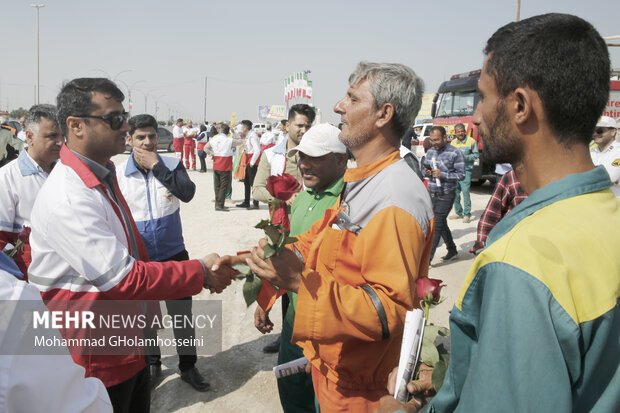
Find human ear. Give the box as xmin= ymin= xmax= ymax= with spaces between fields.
xmin=375 ymin=103 xmax=395 ymax=129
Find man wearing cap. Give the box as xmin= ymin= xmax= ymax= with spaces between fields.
xmin=274 ymin=123 xmax=347 ymax=413
xmin=252 ymin=104 xmax=315 ymax=353
xmin=590 ymin=115 xmax=620 ymax=196
xmin=0 ymin=114 xmax=24 ymax=167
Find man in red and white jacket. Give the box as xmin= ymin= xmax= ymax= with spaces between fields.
xmin=183 ymin=120 xmax=199 ymax=170
xmin=28 ymin=78 xmax=237 ymax=412
xmin=204 ymin=123 xmax=243 ymax=211
xmin=236 ymin=120 xmax=262 ymax=209
xmin=172 ymin=118 xmax=184 ymax=160
xmin=0 ymin=104 xmax=63 ymax=278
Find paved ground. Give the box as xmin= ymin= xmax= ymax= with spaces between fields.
xmin=111 ymin=153 xmax=495 ymax=412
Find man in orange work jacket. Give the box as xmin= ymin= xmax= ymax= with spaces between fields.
xmin=222 ymin=62 xmax=434 ymax=412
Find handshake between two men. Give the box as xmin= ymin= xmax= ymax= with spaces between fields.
xmin=206 ymin=237 xmax=304 ymax=294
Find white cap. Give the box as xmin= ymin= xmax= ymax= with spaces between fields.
xmin=288 ymin=123 xmax=347 ymax=157
xmin=596 ymin=116 xmax=618 ymax=129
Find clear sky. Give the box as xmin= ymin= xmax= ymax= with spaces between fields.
xmin=2 ymin=0 xmax=619 ymax=124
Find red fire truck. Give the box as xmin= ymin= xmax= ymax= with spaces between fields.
xmin=430 ymin=69 xmax=495 ymax=183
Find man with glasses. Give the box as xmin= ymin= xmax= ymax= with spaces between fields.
xmin=590 ymin=115 xmax=620 ymax=196
xmin=28 ymin=78 xmax=237 ymax=413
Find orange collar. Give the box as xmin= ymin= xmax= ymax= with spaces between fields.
xmin=344 ymin=151 xmax=400 ymax=183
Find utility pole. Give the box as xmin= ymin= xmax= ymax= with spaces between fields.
xmin=204 ymin=76 xmax=208 ymax=123
xmin=516 ymin=0 xmax=521 ymax=22
xmin=31 ymin=4 xmax=45 ymax=104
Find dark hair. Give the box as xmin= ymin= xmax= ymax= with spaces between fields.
xmin=25 ymin=104 xmax=59 ymax=132
xmin=280 ymin=119 xmax=288 ymax=126
xmin=56 ymin=78 xmax=125 ymax=136
xmin=454 ymin=123 xmax=465 ymax=131
xmin=128 ymin=114 xmax=157 ymax=135
xmin=430 ymin=126 xmax=446 ymax=137
xmin=241 ymin=120 xmax=253 ymax=129
xmin=219 ymin=123 xmax=230 ymax=135
xmin=484 ymin=13 xmax=610 ymax=147
xmin=176 ymin=118 xmax=183 ymax=123
xmin=288 ymin=104 xmax=316 ymax=124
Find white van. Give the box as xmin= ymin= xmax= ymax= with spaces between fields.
xmin=411 ymin=123 xmax=433 ymax=158
xmin=253 ymin=123 xmax=267 ymax=136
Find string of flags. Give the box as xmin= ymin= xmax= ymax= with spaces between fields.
xmin=284 ymin=72 xmax=312 ymax=103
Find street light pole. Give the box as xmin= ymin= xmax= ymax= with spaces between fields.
xmin=31 ymin=4 xmax=45 ymax=104
xmin=204 ymin=76 xmax=208 ymax=122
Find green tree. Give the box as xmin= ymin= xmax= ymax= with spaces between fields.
xmin=9 ymin=107 xmax=28 ymax=119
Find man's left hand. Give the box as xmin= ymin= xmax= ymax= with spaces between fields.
xmin=246 ymin=238 xmax=303 ymax=292
xmin=133 ymin=147 xmax=159 ymax=170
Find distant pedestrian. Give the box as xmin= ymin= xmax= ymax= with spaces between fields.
xmin=590 ymin=115 xmax=620 ymax=196
xmin=183 ymin=120 xmax=199 ymax=170
xmin=196 ymin=124 xmax=209 ymax=172
xmin=236 ymin=120 xmax=261 ymax=209
xmin=424 ymin=125 xmax=465 ymax=263
xmin=172 ymin=118 xmax=184 ymax=160
xmin=205 ymin=123 xmax=243 ymax=211
xmin=449 ymin=123 xmax=478 ymax=223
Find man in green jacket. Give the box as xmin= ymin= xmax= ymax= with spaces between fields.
xmin=255 ymin=123 xmax=348 ymax=412
xmin=449 ymin=123 xmax=478 ymax=223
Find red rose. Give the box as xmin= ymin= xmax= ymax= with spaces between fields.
xmin=17 ymin=226 xmax=31 ymax=244
xmin=416 ymin=277 xmax=444 ymax=303
xmin=266 ymin=173 xmax=299 ymax=201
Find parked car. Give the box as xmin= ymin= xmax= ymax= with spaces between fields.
xmin=411 ymin=122 xmax=433 ymax=158
xmin=125 ymin=126 xmax=174 ymax=152
xmin=252 ymin=123 xmax=267 ymax=136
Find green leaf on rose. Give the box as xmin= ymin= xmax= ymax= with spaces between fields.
xmin=255 ymin=219 xmax=270 ymax=230
xmin=421 ymin=325 xmax=440 ymax=366
xmin=232 ymin=263 xmax=251 ymax=280
xmin=242 ymin=275 xmax=263 ymax=307
xmin=263 ymin=244 xmax=277 ymax=260
xmin=283 ymin=236 xmax=297 ymax=245
xmin=264 ymin=224 xmax=282 ymax=246
xmin=432 ymin=358 xmax=448 ymax=391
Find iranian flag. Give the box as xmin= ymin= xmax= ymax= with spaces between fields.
xmin=296 ymin=72 xmax=301 ymax=97
xmin=302 ymin=73 xmax=308 ymax=98
xmin=307 ymin=80 xmax=313 ymax=99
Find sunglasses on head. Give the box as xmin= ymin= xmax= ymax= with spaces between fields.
xmin=73 ymin=112 xmax=129 ymax=130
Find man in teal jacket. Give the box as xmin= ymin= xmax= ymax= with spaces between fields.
xmin=449 ymin=124 xmax=478 ymax=223
xmin=377 ymin=13 xmax=620 ymax=413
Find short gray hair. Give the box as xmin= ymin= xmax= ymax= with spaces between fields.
xmin=25 ymin=104 xmax=59 ymax=134
xmin=348 ymin=62 xmax=424 ymax=138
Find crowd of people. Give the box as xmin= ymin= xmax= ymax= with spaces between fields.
xmin=0 ymin=12 xmax=619 ymax=413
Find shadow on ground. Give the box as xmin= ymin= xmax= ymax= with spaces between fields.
xmin=151 ymin=334 xmax=278 ymax=412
